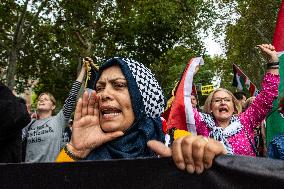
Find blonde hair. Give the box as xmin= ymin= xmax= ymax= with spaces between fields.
xmin=203 ymin=88 xmax=242 ymax=115
xmin=37 ymin=92 xmax=56 ymax=114
xmin=244 ymin=96 xmax=256 ymax=110
xmin=38 ymin=92 xmax=56 ymax=105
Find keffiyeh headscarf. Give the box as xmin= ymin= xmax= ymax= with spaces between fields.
xmin=87 ymin=57 xmax=165 ymax=160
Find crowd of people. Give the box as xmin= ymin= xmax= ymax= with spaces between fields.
xmin=0 ymin=43 xmax=283 ymax=176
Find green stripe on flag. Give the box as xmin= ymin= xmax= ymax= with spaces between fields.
xmin=266 ymin=54 xmax=284 ymax=145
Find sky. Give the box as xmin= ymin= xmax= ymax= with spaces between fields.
xmin=204 ymin=38 xmax=223 ymax=56
xmin=200 ymin=32 xmax=225 ymax=88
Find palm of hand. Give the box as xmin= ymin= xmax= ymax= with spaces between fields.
xmin=70 ymin=91 xmax=124 ymax=153
xmin=71 ymin=114 xmax=105 ymax=151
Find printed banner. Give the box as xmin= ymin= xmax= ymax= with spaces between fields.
xmin=201 ymin=85 xmax=214 ymax=96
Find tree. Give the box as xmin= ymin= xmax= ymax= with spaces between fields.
xmin=1 ymin=0 xmax=218 ymax=104
xmin=50 ymin=0 xmax=218 ymax=100
xmin=217 ymin=0 xmax=281 ymax=90
xmin=2 ymin=0 xmax=52 ymax=90
xmin=150 ymin=45 xmax=220 ymax=103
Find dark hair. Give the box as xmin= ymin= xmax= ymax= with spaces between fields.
xmin=233 ymin=91 xmax=246 ymax=100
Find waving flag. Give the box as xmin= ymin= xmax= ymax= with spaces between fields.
xmin=166 ymin=57 xmax=204 ymax=134
xmin=273 ymin=0 xmax=284 ymax=55
xmin=266 ymin=0 xmax=284 ymax=145
xmin=162 ymin=83 xmax=197 ymax=121
xmin=232 ymin=64 xmax=259 ymax=96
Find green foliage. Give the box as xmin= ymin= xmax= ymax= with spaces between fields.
xmin=150 ymin=46 xmax=220 ymax=102
xmin=150 ymin=46 xmax=197 ymax=98
xmin=0 ymin=1 xmax=21 ymax=68
xmin=1 ymin=0 xmax=219 ymax=103
xmin=221 ymin=0 xmax=281 ymax=89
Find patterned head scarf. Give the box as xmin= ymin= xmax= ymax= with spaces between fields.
xmin=96 ymin=57 xmax=165 ymax=119
xmin=87 ymin=57 xmax=165 ymax=160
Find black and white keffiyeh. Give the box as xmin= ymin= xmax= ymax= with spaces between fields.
xmin=87 ymin=57 xmax=165 ymax=160
xmin=98 ymin=57 xmax=165 ymax=118
xmin=201 ymin=113 xmax=243 ymax=154
xmin=119 ymin=57 xmax=165 ymax=118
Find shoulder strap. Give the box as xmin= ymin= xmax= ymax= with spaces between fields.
xmin=243 ymin=127 xmax=259 ymax=156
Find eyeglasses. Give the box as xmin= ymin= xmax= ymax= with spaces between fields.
xmin=212 ymin=97 xmax=232 ymax=104
xmin=38 ymin=98 xmax=51 ymax=102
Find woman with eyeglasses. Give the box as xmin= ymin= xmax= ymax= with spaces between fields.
xmin=195 ymin=44 xmax=279 ymax=156
xmin=23 ymin=61 xmax=87 ymax=163
xmin=148 ymin=44 xmax=280 ymax=174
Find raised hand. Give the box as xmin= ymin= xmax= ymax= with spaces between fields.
xmin=68 ymin=90 xmax=124 ymax=158
xmin=257 ymin=44 xmax=279 ymax=75
xmin=257 ymin=44 xmax=279 ymax=62
xmin=147 ymin=135 xmax=227 ymax=174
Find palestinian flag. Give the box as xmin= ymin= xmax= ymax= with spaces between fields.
xmin=166 ymin=57 xmax=204 ymax=134
xmin=266 ymin=0 xmax=284 ymax=145
xmin=232 ymin=64 xmax=259 ymax=96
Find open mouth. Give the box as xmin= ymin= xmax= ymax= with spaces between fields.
xmin=101 ymin=107 xmax=122 ymax=118
xmin=219 ymin=107 xmax=228 ymax=113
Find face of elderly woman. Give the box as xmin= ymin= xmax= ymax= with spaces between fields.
xmin=96 ymin=65 xmax=135 ymax=132
xmin=210 ymin=91 xmax=235 ymax=121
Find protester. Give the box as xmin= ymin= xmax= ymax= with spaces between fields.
xmin=190 ymin=44 xmax=279 ymax=156
xmin=23 ymin=62 xmax=86 ymax=162
xmin=56 ymin=57 xmax=165 ymax=161
xmin=148 ymin=44 xmax=280 ymax=174
xmin=191 ymin=94 xmax=203 ymax=112
xmin=233 ymin=91 xmax=247 ymax=111
xmin=268 ymin=127 xmax=284 ymax=159
xmin=191 ymin=95 xmax=198 ymax=109
xmin=0 ymin=82 xmax=31 ymax=163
